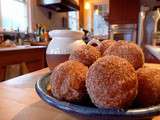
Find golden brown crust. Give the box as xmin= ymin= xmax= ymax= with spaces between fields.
xmin=86 ymin=55 xmax=138 ymax=109
xmin=97 ymin=40 xmax=115 ymax=54
xmin=136 ymin=67 xmax=160 ymax=107
xmin=103 ymin=41 xmax=144 ymax=70
xmin=50 ymin=60 xmax=88 ymax=102
xmin=69 ymin=45 xmax=101 ymax=66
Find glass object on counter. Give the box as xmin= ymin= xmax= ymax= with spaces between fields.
xmin=34 ymin=24 xmax=49 ymax=42
xmin=16 ymin=28 xmax=23 ymax=45
xmin=44 ymin=30 xmax=49 ymax=42
xmin=0 ymin=0 xmax=28 ymax=32
xmin=110 ymin=24 xmax=137 ymax=42
xmin=35 ymin=24 xmax=41 ymax=42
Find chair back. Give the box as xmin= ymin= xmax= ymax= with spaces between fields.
xmin=0 ymin=33 xmax=4 ymax=43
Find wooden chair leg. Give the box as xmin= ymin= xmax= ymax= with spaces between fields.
xmin=0 ymin=66 xmax=6 ymax=81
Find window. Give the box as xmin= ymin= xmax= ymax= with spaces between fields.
xmin=93 ymin=4 xmax=108 ymax=36
xmin=0 ymin=0 xmax=28 ymax=32
xmin=68 ymin=11 xmax=79 ymax=31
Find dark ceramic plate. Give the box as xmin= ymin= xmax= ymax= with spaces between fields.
xmin=35 ymin=73 xmax=160 ymax=120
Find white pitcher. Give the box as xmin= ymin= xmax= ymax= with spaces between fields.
xmin=46 ymin=30 xmax=85 ymax=70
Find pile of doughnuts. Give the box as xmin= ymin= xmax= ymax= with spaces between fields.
xmin=50 ymin=40 xmax=160 ymax=109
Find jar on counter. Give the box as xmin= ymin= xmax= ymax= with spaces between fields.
xmin=46 ymin=30 xmax=85 ymax=70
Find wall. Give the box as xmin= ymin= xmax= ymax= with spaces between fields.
xmin=75 ymin=0 xmax=79 ymax=4
xmin=28 ymin=0 xmax=68 ymax=32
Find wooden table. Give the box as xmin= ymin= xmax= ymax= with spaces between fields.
xmin=0 ymin=68 xmax=78 ymax=120
xmin=0 ymin=66 xmax=160 ymax=120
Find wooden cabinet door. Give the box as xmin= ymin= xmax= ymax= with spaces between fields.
xmin=124 ymin=0 xmax=140 ymax=24
xmin=109 ymin=0 xmax=125 ymax=24
xmin=109 ymin=0 xmax=140 ymax=24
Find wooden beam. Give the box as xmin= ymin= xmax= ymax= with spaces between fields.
xmin=79 ymin=0 xmax=85 ymax=28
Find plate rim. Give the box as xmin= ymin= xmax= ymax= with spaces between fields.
xmin=35 ymin=73 xmax=160 ymax=118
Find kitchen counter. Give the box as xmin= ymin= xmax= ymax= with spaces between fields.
xmin=0 ymin=45 xmax=46 ymax=52
xmin=0 ymin=65 xmax=160 ymax=120
xmin=0 ymin=46 xmax=47 ymax=81
xmin=146 ymin=45 xmax=160 ymax=60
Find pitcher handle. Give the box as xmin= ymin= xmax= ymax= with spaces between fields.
xmin=87 ymin=39 xmax=101 ymax=47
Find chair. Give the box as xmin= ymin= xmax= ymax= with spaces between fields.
xmin=0 ymin=33 xmax=4 ymax=43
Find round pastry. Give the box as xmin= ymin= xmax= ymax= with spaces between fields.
xmin=50 ymin=60 xmax=88 ymax=102
xmin=103 ymin=41 xmax=144 ymax=70
xmin=86 ymin=55 xmax=138 ymax=109
xmin=98 ymin=40 xmax=115 ymax=54
xmin=136 ymin=67 xmax=160 ymax=107
xmin=69 ymin=45 xmax=101 ymax=66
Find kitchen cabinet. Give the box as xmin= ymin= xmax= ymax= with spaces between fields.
xmin=109 ymin=0 xmax=140 ymax=24
xmin=109 ymin=0 xmax=124 ymax=24
xmin=124 ymin=0 xmax=140 ymax=24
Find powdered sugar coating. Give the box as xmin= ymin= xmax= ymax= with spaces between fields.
xmin=69 ymin=45 xmax=101 ymax=66
xmin=136 ymin=67 xmax=160 ymax=107
xmin=50 ymin=60 xmax=88 ymax=102
xmin=104 ymin=41 xmax=144 ymax=70
xmin=86 ymin=55 xmax=138 ymax=109
xmin=98 ymin=40 xmax=115 ymax=54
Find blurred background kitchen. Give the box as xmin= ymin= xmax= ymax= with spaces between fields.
xmin=0 ymin=0 xmax=160 ymax=81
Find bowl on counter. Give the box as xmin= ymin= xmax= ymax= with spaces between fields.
xmin=35 ymin=73 xmax=160 ymax=120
